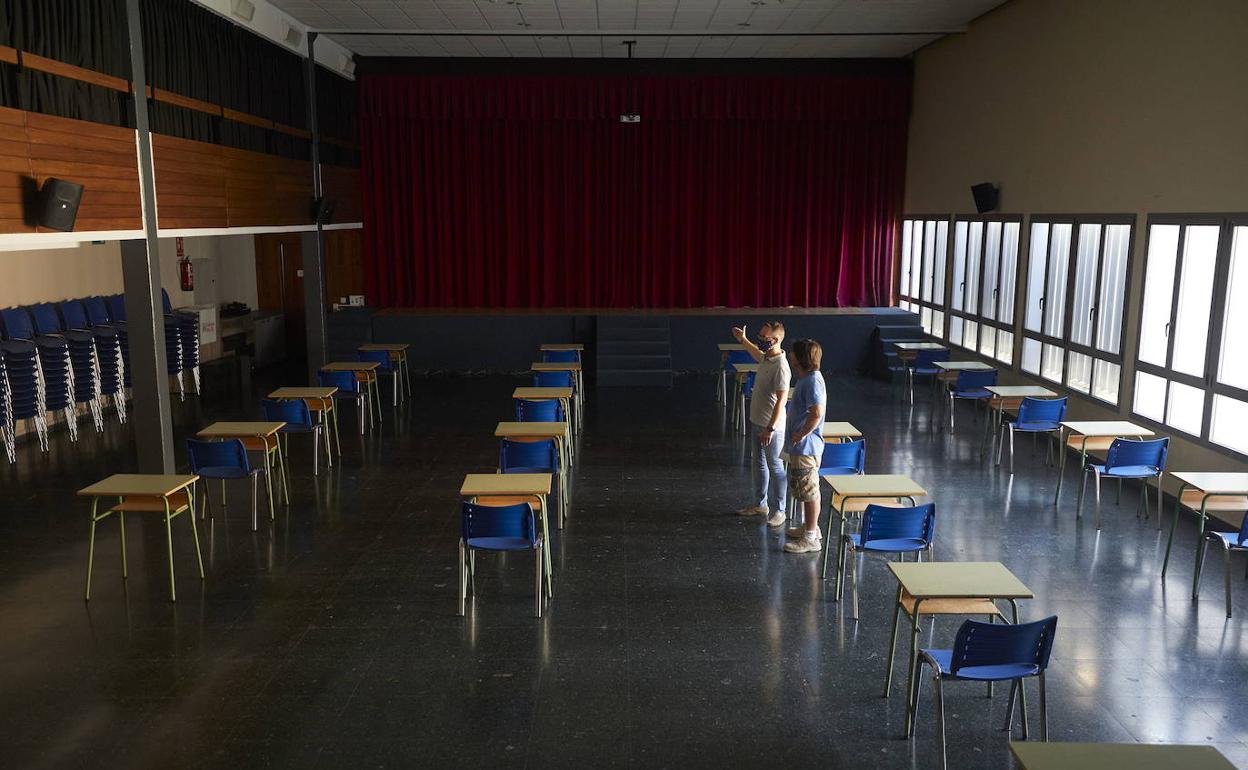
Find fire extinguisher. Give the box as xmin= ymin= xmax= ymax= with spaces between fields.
xmin=179 ymin=257 xmax=194 ymax=292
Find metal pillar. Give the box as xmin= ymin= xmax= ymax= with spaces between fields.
xmin=303 ymin=32 xmax=329 ymax=383
xmin=122 ymin=0 xmax=174 ymax=472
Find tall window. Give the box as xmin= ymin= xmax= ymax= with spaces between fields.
xmin=898 ymin=217 xmax=949 ymax=338
xmin=1134 ymin=216 xmax=1248 ymax=455
xmin=947 ymin=216 xmax=1021 ymax=364
xmin=1021 ymin=215 xmax=1134 ymax=404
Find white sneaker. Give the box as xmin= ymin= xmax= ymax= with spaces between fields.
xmin=766 ymin=511 xmax=787 ymax=528
xmin=784 ymin=535 xmax=821 ymax=554
xmin=736 ymin=505 xmax=767 ymax=517
xmin=785 ymin=527 xmax=821 ymax=541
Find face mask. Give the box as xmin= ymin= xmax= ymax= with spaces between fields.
xmin=758 ymin=338 xmax=774 ymax=352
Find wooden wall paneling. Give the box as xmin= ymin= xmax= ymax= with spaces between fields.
xmin=152 ymin=133 xmax=227 ymax=229
xmin=324 ymin=228 xmax=364 ymax=303
xmin=224 ymin=146 xmax=313 ymax=227
xmin=0 ymin=107 xmax=32 ymax=232
xmin=24 ymin=112 xmax=140 ymax=231
xmin=320 ymin=164 xmax=361 ymax=223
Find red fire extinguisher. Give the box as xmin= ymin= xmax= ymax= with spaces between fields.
xmin=179 ymin=257 xmax=194 ymax=292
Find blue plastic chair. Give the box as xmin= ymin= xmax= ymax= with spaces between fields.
xmin=87 ymin=296 xmax=131 ymax=389
xmin=515 ymin=398 xmax=563 ymax=422
xmin=61 ymin=299 xmax=126 ymax=424
xmin=720 ymin=348 xmax=754 ymax=404
xmin=458 ymin=501 xmax=545 ymax=617
xmin=906 ymin=348 xmax=950 ymax=404
xmin=500 ymin=437 xmax=559 ymax=475
xmin=358 ymin=349 xmax=402 ymax=407
xmin=734 ymin=370 xmax=757 ymax=435
xmin=0 ymin=355 xmax=13 ymax=463
xmin=820 ymin=438 xmax=866 ymax=477
xmin=318 ymin=369 xmax=370 ymax=435
xmin=917 ymin=616 xmax=1058 ymax=767
xmin=1198 ymin=511 xmax=1248 ymax=618
xmin=946 ymin=368 xmax=998 ymax=432
xmin=997 ymin=397 xmax=1068 ymax=473
xmin=542 ymin=350 xmax=579 ymax=363
xmin=262 ymin=398 xmax=328 ymax=476
xmin=187 ymin=438 xmax=267 ymax=531
xmin=1079 ymin=437 xmax=1169 ymax=529
xmin=845 ymin=503 xmax=936 ymax=619
xmin=533 ymin=370 xmax=573 ymax=389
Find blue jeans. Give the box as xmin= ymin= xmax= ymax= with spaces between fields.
xmin=755 ymin=424 xmax=788 ymax=513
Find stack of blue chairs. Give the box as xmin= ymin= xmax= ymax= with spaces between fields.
xmin=159 ymin=290 xmax=199 ymax=400
xmin=65 ymin=299 xmax=127 ymax=426
xmin=0 ymin=354 xmax=14 ymax=462
xmin=104 ymin=294 xmax=133 ymax=388
xmin=0 ymin=308 xmax=50 ymax=451
xmin=29 ymin=303 xmax=92 ymax=440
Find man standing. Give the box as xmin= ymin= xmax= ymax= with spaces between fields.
xmin=782 ymin=339 xmax=827 ymax=554
xmin=731 ymin=321 xmax=790 ymax=528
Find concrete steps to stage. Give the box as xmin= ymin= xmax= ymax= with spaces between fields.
xmin=596 ymin=315 xmax=673 ymax=387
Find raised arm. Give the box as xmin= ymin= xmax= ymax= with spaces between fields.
xmin=731 ymin=325 xmax=765 ymax=363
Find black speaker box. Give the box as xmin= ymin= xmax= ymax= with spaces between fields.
xmin=312 ymin=197 xmax=336 ymax=225
xmin=971 ymin=182 xmax=999 ymax=214
xmin=37 ymin=178 xmax=84 ymax=231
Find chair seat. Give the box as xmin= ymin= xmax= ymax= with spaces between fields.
xmin=278 ymin=423 xmax=319 ymax=433
xmin=819 ymin=467 xmax=860 ymax=477
xmin=848 ymin=534 xmax=928 ymax=553
xmin=921 ymin=648 xmax=1042 ymax=680
xmin=1087 ymin=463 xmax=1159 ymax=478
xmin=1013 ymin=420 xmax=1061 ymax=432
xmin=912 ymin=366 xmax=940 ymax=376
xmin=195 ymin=466 xmax=257 ymax=480
xmin=1207 ymin=531 xmax=1248 ymax=550
xmin=952 ymin=389 xmax=992 ymax=399
xmin=467 ymin=536 xmax=541 ymax=551
xmin=503 ymin=466 xmax=558 ymax=475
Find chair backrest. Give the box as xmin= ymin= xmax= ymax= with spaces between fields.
xmin=913 ymin=348 xmax=951 ymax=367
xmin=1016 ymin=396 xmax=1067 ymax=425
xmin=726 ymin=350 xmax=754 ymax=368
xmin=106 ymin=294 xmax=127 ymax=322
xmin=515 ymin=398 xmax=562 ymax=422
xmin=499 ymin=437 xmax=558 ymax=473
xmin=59 ymin=300 xmax=90 ymax=330
xmin=261 ymin=398 xmax=312 ymax=427
xmin=533 ymin=370 xmax=573 ymax=388
xmin=357 ymin=349 xmax=394 ymax=371
xmin=820 ymin=438 xmax=866 ymax=474
xmin=161 ymin=288 xmax=173 ymax=314
xmin=955 ymin=368 xmax=998 ymax=390
xmin=0 ymin=307 xmax=35 ymax=340
xmin=1105 ymin=437 xmax=1169 ymax=472
xmin=860 ymin=502 xmax=935 ymax=546
xmin=186 ymin=438 xmax=250 ymax=472
xmin=461 ymin=501 xmax=536 ymax=544
xmin=29 ymin=303 xmax=63 ymax=335
xmin=542 ymin=350 xmax=579 ymax=363
xmin=84 ymin=296 xmax=112 ymax=325
xmin=318 ymin=369 xmax=359 ymax=394
xmin=1238 ymin=512 xmax=1248 ymax=548
xmin=949 ymin=616 xmax=1058 ymax=676
xmin=742 ymin=371 xmax=756 ymax=398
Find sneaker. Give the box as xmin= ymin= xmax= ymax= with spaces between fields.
xmin=784 ymin=536 xmax=821 ymax=554
xmin=785 ymin=527 xmax=821 ymax=541
xmin=736 ymin=505 xmax=767 ymax=517
xmin=766 ymin=511 xmax=787 ymax=528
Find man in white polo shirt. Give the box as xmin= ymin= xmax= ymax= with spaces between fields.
xmin=731 ymin=321 xmax=790 ymax=527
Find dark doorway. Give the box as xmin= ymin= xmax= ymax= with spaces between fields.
xmin=254 ymin=232 xmax=306 ymax=360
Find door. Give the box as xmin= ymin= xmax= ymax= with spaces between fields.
xmin=254 ymin=233 xmax=305 ymax=359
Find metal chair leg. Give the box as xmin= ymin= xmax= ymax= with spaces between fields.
xmin=1039 ymin=672 xmax=1048 ymax=741
xmin=1195 ymin=537 xmax=1211 ymax=597
xmin=1094 ymin=469 xmax=1103 ymax=530
xmin=934 ymin=673 xmax=947 ymax=770
xmin=535 ymin=544 xmax=544 ymax=618
xmin=1224 ymin=544 xmax=1233 ymax=618
xmin=458 ymin=540 xmax=467 ymax=616
xmin=1076 ymin=469 xmax=1088 ymax=519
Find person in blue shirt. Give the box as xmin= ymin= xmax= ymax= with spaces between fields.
xmin=783 ymin=339 xmax=827 ymax=554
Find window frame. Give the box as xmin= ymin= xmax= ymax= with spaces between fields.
xmin=1020 ymin=213 xmax=1136 ymax=404
xmin=897 ymin=215 xmax=952 ymax=338
xmin=947 ymin=214 xmax=1023 ymax=364
xmin=1131 ymin=213 xmax=1248 ymax=456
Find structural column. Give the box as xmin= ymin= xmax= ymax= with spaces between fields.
xmin=303 ymin=31 xmax=330 ymax=383
xmin=122 ymin=0 xmax=174 ymax=472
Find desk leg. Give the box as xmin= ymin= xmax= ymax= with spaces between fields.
xmin=402 ymin=355 xmax=412 ymax=398
xmin=1008 ymin=599 xmax=1029 ymax=737
xmin=833 ymin=499 xmax=853 ymax=598
xmin=1192 ymin=501 xmax=1210 ymax=599
xmin=163 ymin=498 xmax=177 ymax=602
xmin=188 ymin=483 xmax=205 ymax=580
xmin=273 ymin=439 xmax=289 ymax=505
xmin=1054 ymin=427 xmax=1067 ymax=505
xmin=1074 ymin=444 xmax=1088 ymax=518
xmin=540 ymin=493 xmax=553 ymax=597
xmin=332 ymin=403 xmax=341 ymax=455
xmin=1161 ymin=484 xmax=1189 ymax=578
xmin=883 ymin=584 xmax=904 ymax=696
xmin=262 ymin=447 xmax=274 ymax=529
xmin=819 ymin=495 xmax=837 ymax=580
xmin=905 ymin=597 xmax=925 ymax=737
xmin=85 ymin=497 xmax=101 ymax=600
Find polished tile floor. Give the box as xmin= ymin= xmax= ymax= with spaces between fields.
xmin=1 ymin=371 xmax=1246 ymax=769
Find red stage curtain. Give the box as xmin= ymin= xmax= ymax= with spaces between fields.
xmin=359 ymin=74 xmax=910 ymax=308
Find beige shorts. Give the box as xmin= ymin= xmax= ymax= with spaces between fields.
xmin=788 ymin=454 xmax=821 ymax=502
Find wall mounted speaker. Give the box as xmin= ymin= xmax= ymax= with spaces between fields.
xmin=312 ymin=197 xmax=336 ymax=225
xmin=971 ymin=182 xmax=999 ymax=214
xmin=37 ymin=178 xmax=84 ymax=232
xmin=281 ymin=21 xmax=303 ymax=48
xmin=230 ymin=0 xmax=256 ymax=22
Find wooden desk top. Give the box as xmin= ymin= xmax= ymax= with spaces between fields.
xmin=461 ymin=473 xmax=553 ymax=497
xmin=718 ymin=343 xmax=747 ymax=351
xmin=822 ymin=421 xmax=862 ymax=438
xmin=540 ymin=344 xmax=584 ymax=351
xmin=532 ymin=362 xmax=583 ymax=372
xmin=825 ymin=474 xmax=927 ymax=498
xmin=1061 ymin=420 xmax=1154 ymax=438
xmin=733 ymin=363 xmax=760 ymax=373
xmin=894 ymin=341 xmax=946 ymax=350
xmin=322 ymin=361 xmax=380 ymax=372
xmin=495 ymin=421 xmax=569 ymax=439
xmin=513 ymin=387 xmax=574 ymax=400
xmin=78 ymin=474 xmax=199 ymax=498
xmin=890 ymin=562 xmax=1034 ymax=600
xmin=1171 ymin=472 xmax=1248 ymax=495
xmin=1009 ymin=742 xmax=1235 ymax=770
xmin=358 ymin=343 xmax=410 ymax=351
xmin=986 ymin=385 xmax=1059 ymax=398
xmin=269 ymin=387 xmax=337 ymax=399
xmin=934 ymin=360 xmax=995 ymax=371
xmin=197 ymin=421 xmax=285 ymax=438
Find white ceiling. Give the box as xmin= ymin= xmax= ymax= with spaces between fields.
xmin=268 ymin=0 xmax=1008 ymax=58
